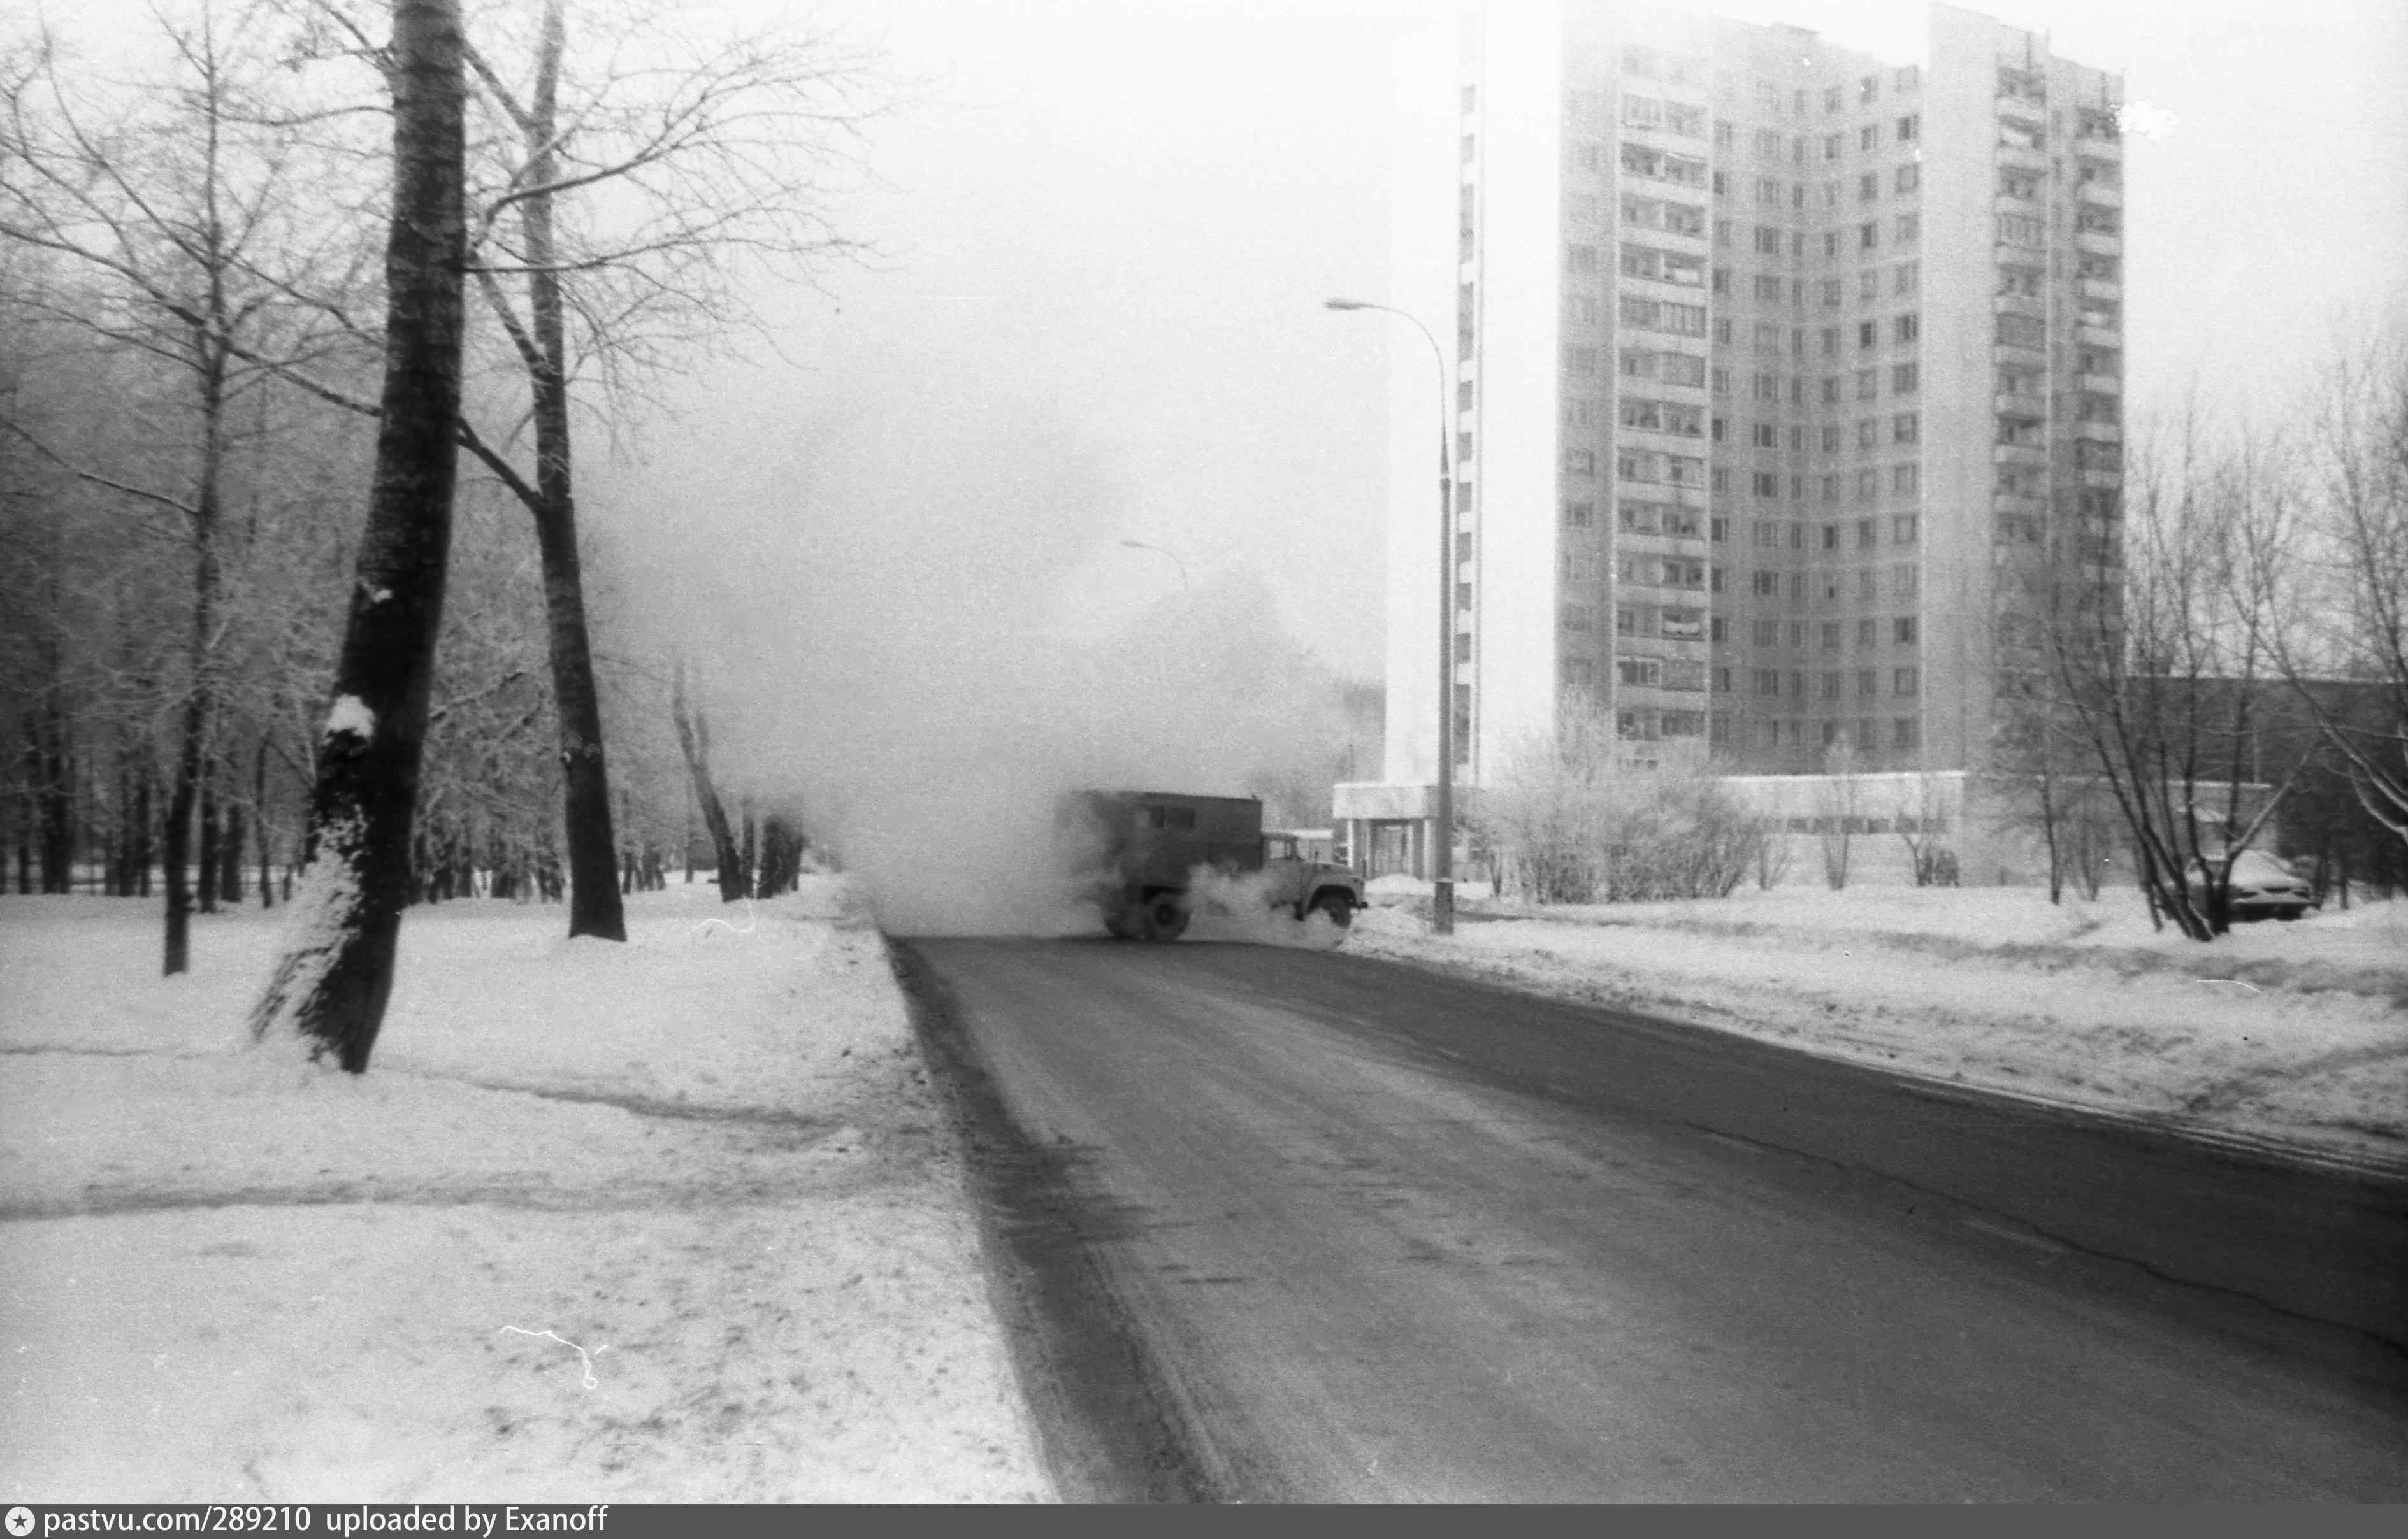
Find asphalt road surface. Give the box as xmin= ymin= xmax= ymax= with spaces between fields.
xmin=900 ymin=935 xmax=2408 ymax=1503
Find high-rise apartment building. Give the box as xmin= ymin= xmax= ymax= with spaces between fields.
xmin=1357 ymin=1 xmax=2123 ymax=829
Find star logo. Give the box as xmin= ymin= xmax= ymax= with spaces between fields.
xmin=6 ymin=1506 xmax=36 ymax=1537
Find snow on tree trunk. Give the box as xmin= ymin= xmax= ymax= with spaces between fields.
xmin=248 ymin=0 xmax=467 ymax=1073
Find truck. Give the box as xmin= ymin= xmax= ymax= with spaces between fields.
xmin=1064 ymin=790 xmax=1367 ymax=942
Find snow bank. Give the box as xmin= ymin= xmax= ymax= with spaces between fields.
xmin=0 ymin=882 xmax=1050 ymax=1502
xmin=1351 ymin=887 xmax=2408 ymax=1170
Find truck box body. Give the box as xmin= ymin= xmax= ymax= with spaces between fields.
xmin=1071 ymin=791 xmax=1263 ymax=888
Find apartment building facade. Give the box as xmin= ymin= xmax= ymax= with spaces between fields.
xmin=1357 ymin=1 xmax=2124 ymax=819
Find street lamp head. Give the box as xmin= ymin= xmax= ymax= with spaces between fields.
xmin=1323 ymin=297 xmax=1371 ymax=311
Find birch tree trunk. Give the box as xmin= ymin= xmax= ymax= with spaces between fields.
xmin=249 ymin=0 xmax=467 ymax=1072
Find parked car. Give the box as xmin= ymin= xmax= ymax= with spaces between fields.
xmin=2185 ymin=848 xmax=2318 ymax=921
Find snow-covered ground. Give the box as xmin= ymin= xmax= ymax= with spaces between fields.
xmin=0 ymin=880 xmax=1051 ymax=1503
xmin=1352 ymin=884 xmax=2408 ymax=1170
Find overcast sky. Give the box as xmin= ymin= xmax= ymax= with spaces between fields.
xmin=617 ymin=0 xmax=2407 ymax=683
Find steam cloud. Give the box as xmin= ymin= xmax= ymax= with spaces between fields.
xmin=609 ymin=362 xmax=1361 ymax=936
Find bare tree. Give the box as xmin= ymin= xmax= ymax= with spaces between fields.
xmin=1813 ymin=741 xmax=1862 ymax=890
xmin=669 ymin=655 xmax=745 ymax=901
xmin=248 ymin=0 xmax=466 ymax=1071
xmin=2046 ymin=407 xmax=2295 ymax=940
xmin=261 ymin=0 xmax=887 ymax=940
xmin=2269 ymin=324 xmax=2408 ymax=852
xmin=0 ymin=1 xmax=376 ymax=971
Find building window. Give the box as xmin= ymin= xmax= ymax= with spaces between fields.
xmin=1820 ymin=620 xmax=1842 ymax=648
xmin=1892 ymin=361 xmax=1919 ymax=393
xmin=1894 ymin=616 xmax=1919 ymax=645
xmin=1856 ymin=468 xmax=1878 ymax=500
xmin=1857 ymin=618 xmax=1877 ymax=648
xmin=1752 ymin=571 xmax=1778 ymax=597
xmin=1894 ymin=312 xmax=1920 ymax=343
xmin=1894 ymin=666 xmax=1920 ymax=696
xmin=1561 ymin=605 xmax=1593 ymax=633
xmin=1855 ymin=368 xmax=1878 ymax=400
xmin=1859 ymin=221 xmax=1878 ymax=250
xmin=1753 ymin=670 xmax=1781 ymax=697
xmin=1894 ymin=163 xmax=1919 ymax=194
xmin=1859 ymin=122 xmax=1878 ymax=151
xmin=1894 ymin=717 xmax=1920 ymax=750
xmin=1859 ymin=269 xmax=1879 ymax=301
xmin=1894 ymin=513 xmax=1919 ymax=543
xmin=1857 ymin=419 xmax=1877 ymax=448
xmin=1563 ymin=500 xmax=1594 ymax=527
xmin=1893 ymin=412 xmax=1919 ymax=444
xmin=1892 ymin=563 xmax=1919 ymax=596
xmin=1895 ymin=213 xmax=1919 ymax=243
xmin=1566 ymin=243 xmax=1597 ymax=273
xmin=1893 ymin=463 xmax=1919 ymax=493
xmin=1858 ymin=320 xmax=1877 ymax=349
xmin=1894 ymin=261 xmax=1919 ymax=294
xmin=1752 ymin=472 xmax=1778 ymax=499
xmin=1820 ymin=278 xmax=1843 ymax=308
xmin=1564 ymin=448 xmax=1596 ymax=476
xmin=1752 ymin=619 xmax=1778 ymax=645
xmin=1897 ymin=113 xmax=1920 ymax=141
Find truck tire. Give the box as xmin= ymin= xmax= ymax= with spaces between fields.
xmin=1136 ymin=892 xmax=1190 ymax=943
xmin=1311 ymin=891 xmax=1355 ymax=929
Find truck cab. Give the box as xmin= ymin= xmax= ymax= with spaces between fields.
xmin=1260 ymin=829 xmax=1364 ymax=929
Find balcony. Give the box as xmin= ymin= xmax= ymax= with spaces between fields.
xmin=1994 ymin=492 xmax=2049 ymax=515
xmin=2080 ymin=468 xmax=2123 ymax=490
xmin=1994 ymin=242 xmax=2048 ymax=269
xmin=1996 ymin=141 xmax=2049 ymax=173
xmin=1993 ymin=340 xmax=2047 ymax=366
xmin=2079 ymin=277 xmax=2122 ymax=303
xmin=1994 ymin=291 xmax=2047 ymax=319
xmin=2073 ymin=132 xmax=2123 ymax=161
xmin=1996 ymin=92 xmax=2047 ymax=125
xmin=2074 ymin=229 xmax=2122 ymax=257
xmin=2077 ymin=323 xmax=2123 ymax=349
xmin=2075 ymin=419 xmax=2122 ymax=444
xmin=1994 ymin=391 xmax=2049 ymax=415
xmin=2076 ymin=371 xmax=2121 ymax=394
xmin=1994 ymin=441 xmax=2050 ymax=467
xmin=2075 ymin=180 xmax=2123 ymax=209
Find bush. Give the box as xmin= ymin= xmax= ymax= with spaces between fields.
xmin=1477 ymin=703 xmax=1763 ymax=904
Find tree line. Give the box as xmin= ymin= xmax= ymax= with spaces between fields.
xmin=3 ymin=0 xmax=883 ymax=1066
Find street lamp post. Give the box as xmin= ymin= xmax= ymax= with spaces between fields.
xmin=1118 ymin=539 xmax=1190 ymax=591
xmin=1326 ymin=296 xmax=1454 ymax=935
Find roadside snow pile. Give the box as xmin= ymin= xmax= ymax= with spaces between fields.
xmin=0 ymin=882 xmax=1050 ymax=1503
xmin=1352 ymin=887 xmax=2408 ymax=1169
xmin=1449 ymin=885 xmax=2408 ymax=1001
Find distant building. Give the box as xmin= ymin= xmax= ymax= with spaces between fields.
xmin=1337 ymin=1 xmax=2126 ymax=873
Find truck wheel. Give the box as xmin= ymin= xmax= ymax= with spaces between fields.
xmin=1137 ymin=892 xmax=1190 ymax=942
xmin=1311 ymin=891 xmax=1355 ymax=929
